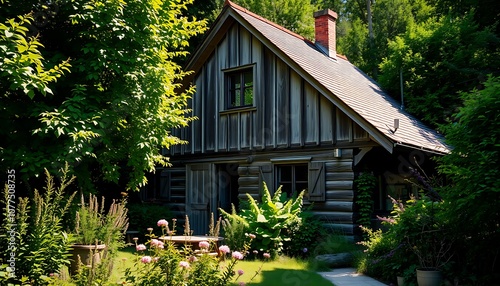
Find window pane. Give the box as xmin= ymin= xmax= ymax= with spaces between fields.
xmin=226 ymin=68 xmax=253 ymax=109
xmin=244 ymin=87 xmax=253 ymax=105
xmin=280 ymin=166 xmax=292 ymax=182
xmin=280 ymin=183 xmax=293 ymax=197
xmin=244 ymin=71 xmax=253 ymax=86
xmin=233 ymin=90 xmax=241 ymax=107
xmin=295 ymin=165 xmax=308 ymax=182
xmin=295 ymin=183 xmax=308 ymax=194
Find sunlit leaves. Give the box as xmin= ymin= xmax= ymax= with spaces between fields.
xmin=0 ymin=0 xmax=206 ymax=191
xmin=379 ymin=14 xmax=500 ymax=127
xmin=0 ymin=14 xmax=70 ymax=98
xmin=234 ymin=0 xmax=317 ymax=39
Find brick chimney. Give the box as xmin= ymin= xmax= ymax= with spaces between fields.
xmin=314 ymin=9 xmax=338 ymax=58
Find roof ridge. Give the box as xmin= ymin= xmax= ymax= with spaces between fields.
xmin=224 ymin=0 xmax=351 ymax=61
xmin=224 ymin=0 xmax=313 ymax=45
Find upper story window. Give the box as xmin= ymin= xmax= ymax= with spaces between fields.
xmin=226 ymin=68 xmax=253 ymax=108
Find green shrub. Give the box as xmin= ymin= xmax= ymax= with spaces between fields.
xmin=122 ymin=218 xmax=264 ymax=286
xmin=72 ymin=194 xmax=129 ymax=285
xmin=312 ymin=232 xmax=360 ymax=256
xmin=357 ymin=193 xmax=456 ymax=284
xmin=220 ymin=183 xmax=304 ymax=258
xmin=0 ymin=167 xmax=76 ymax=285
xmin=127 ymin=203 xmax=174 ymax=236
xmin=282 ymin=211 xmax=326 ymax=258
xmin=439 ymin=75 xmax=500 ymax=283
xmin=220 ymin=205 xmax=248 ymax=253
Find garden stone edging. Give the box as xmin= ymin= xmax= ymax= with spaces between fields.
xmin=315 ymin=252 xmax=354 ymax=268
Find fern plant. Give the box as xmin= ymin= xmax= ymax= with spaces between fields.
xmin=220 ymin=182 xmax=304 ymax=257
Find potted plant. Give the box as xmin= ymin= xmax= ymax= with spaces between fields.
xmin=70 ymin=193 xmax=129 ymax=275
xmin=402 ymin=199 xmax=453 ymax=286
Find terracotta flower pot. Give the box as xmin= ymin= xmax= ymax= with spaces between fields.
xmin=69 ymin=244 xmax=106 ymax=275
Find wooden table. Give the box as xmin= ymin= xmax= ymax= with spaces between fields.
xmin=159 ymin=235 xmax=224 ymax=250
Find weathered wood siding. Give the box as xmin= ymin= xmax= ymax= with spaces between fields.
xmin=313 ymin=149 xmax=355 ymax=234
xmin=233 ymin=149 xmax=356 ymax=235
xmin=159 ymin=167 xmax=186 ymax=219
xmin=170 ymin=22 xmax=369 ymax=156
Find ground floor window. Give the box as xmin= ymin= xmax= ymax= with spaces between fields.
xmin=276 ymin=164 xmax=308 ymax=197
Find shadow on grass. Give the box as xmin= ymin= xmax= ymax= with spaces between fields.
xmin=245 ymin=268 xmax=334 ymax=286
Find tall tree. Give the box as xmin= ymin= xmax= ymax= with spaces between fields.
xmin=438 ymin=75 xmax=500 ymax=283
xmin=379 ymin=13 xmax=500 ymax=127
xmin=0 ymin=0 xmax=206 ymax=191
xmin=338 ymin=0 xmax=434 ymax=78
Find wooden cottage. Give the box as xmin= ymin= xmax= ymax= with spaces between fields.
xmin=142 ymin=1 xmax=449 ymax=237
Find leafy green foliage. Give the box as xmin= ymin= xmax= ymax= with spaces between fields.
xmin=358 ymin=197 xmax=430 ymax=283
xmin=0 ymin=167 xmax=76 ymax=285
xmin=220 ymin=205 xmax=248 ymax=252
xmin=74 ymin=193 xmax=128 ymax=246
xmin=379 ymin=14 xmax=500 ymax=127
xmin=282 ymin=211 xmax=326 ymax=258
xmin=0 ymin=0 xmax=206 ymax=191
xmin=437 ymin=75 xmax=500 ymax=283
xmin=127 ymin=203 xmax=174 ymax=238
xmin=355 ymin=172 xmax=376 ymax=231
xmin=338 ymin=0 xmax=434 ymax=78
xmin=122 ymin=219 xmax=255 ymax=286
xmin=233 ymin=0 xmax=318 ymax=39
xmin=0 ymin=13 xmax=70 ymax=99
xmin=220 ymin=183 xmax=304 ymax=257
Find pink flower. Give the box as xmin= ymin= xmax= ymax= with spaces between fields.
xmin=263 ymin=253 xmax=271 ymax=259
xmin=153 ymin=257 xmax=159 ymax=262
xmin=219 ymin=245 xmax=230 ymax=254
xmin=136 ymin=244 xmax=146 ymax=251
xmin=188 ymin=255 xmax=198 ymax=262
xmin=147 ymin=227 xmax=153 ymax=232
xmin=199 ymin=241 xmax=210 ymax=249
xmin=238 ymin=282 xmax=246 ymax=286
xmin=157 ymin=219 xmax=168 ymax=227
xmin=150 ymin=239 xmax=164 ymax=248
xmin=179 ymin=261 xmax=190 ymax=269
xmin=253 ymin=250 xmax=258 ymax=254
xmin=248 ymin=233 xmax=256 ymax=239
xmin=237 ymin=269 xmax=244 ymax=275
xmin=232 ymin=251 xmax=244 ymax=260
xmin=141 ymin=256 xmax=152 ymax=263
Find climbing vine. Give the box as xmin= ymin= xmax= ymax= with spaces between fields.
xmin=355 ymin=172 xmax=377 ymax=230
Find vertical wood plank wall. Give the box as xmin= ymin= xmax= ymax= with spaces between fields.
xmin=170 ymin=22 xmax=368 ymax=157
xmin=163 ymin=22 xmax=374 ymax=236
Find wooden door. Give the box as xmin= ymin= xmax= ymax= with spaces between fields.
xmin=186 ymin=163 xmax=216 ymax=235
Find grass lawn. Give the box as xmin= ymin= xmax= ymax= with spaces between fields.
xmin=108 ymin=246 xmax=137 ymax=284
xmin=231 ymin=256 xmax=334 ymax=286
xmin=108 ymin=247 xmax=334 ymax=285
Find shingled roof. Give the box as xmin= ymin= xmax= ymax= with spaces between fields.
xmin=187 ymin=0 xmax=449 ymax=154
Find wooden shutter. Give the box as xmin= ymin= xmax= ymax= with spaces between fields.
xmin=308 ymin=161 xmax=325 ymax=201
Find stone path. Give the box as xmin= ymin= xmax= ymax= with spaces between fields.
xmin=318 ymin=268 xmax=388 ymax=286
